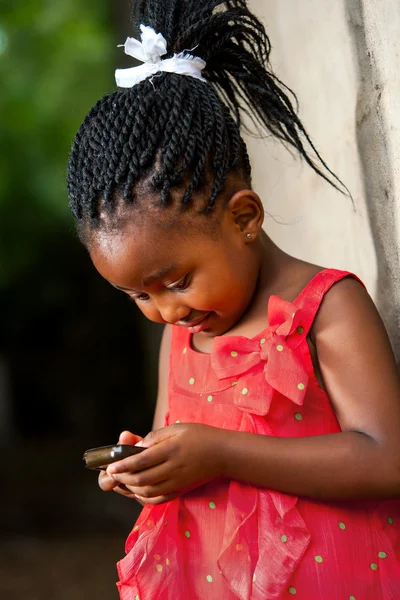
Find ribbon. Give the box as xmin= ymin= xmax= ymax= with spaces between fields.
xmin=115 ymin=24 xmax=207 ymax=88
xmin=210 ymin=296 xmax=309 ymax=415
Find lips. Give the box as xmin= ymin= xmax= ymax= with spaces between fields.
xmin=177 ymin=312 xmax=211 ymax=328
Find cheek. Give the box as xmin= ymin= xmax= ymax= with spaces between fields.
xmin=195 ymin=267 xmax=251 ymax=310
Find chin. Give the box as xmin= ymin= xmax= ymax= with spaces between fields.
xmin=206 ymin=320 xmax=235 ymax=337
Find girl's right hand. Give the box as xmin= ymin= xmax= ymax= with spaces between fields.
xmin=98 ymin=430 xmax=143 ymax=498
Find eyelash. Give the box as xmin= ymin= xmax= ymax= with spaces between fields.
xmin=130 ymin=293 xmax=149 ymax=302
xmin=130 ymin=275 xmax=191 ymax=303
xmin=167 ymin=275 xmax=190 ymax=292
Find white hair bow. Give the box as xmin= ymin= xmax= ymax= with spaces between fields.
xmin=115 ymin=25 xmax=206 ymax=88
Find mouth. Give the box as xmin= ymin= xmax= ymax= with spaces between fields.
xmin=177 ymin=312 xmax=212 ymax=334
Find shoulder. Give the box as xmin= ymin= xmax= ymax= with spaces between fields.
xmin=314 ymin=275 xmax=379 ymax=337
xmin=312 ymin=274 xmax=398 ymax=383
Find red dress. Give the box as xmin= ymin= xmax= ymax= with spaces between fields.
xmin=117 ymin=269 xmax=400 ymax=599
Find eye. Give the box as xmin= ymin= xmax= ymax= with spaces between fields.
xmin=129 ymin=293 xmax=150 ymax=302
xmin=167 ymin=274 xmax=190 ymax=292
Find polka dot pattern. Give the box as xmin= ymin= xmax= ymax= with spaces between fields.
xmin=139 ymin=271 xmax=397 ymax=599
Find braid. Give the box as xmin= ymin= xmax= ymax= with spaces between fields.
xmin=68 ymin=0 xmax=348 ymax=237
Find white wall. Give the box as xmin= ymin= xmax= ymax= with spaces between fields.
xmin=245 ymin=0 xmax=400 ymax=357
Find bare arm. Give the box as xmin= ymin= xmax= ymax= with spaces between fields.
xmin=219 ymin=278 xmax=400 ymax=498
xmin=152 ymin=324 xmax=172 ymax=431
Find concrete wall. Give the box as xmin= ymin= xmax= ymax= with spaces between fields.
xmin=246 ymin=0 xmax=400 ymax=358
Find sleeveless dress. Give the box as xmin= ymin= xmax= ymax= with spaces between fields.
xmin=117 ymin=269 xmax=400 ymax=600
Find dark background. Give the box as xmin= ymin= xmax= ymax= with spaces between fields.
xmin=0 ymin=1 xmax=162 ymax=597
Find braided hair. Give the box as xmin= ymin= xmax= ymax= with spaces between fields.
xmin=67 ymin=0 xmax=345 ymax=241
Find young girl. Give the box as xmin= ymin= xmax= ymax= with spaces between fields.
xmin=67 ymin=1 xmax=400 ymax=598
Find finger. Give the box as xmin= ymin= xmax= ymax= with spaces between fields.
xmin=125 ymin=478 xmax=179 ymax=499
xmin=139 ymin=425 xmax=179 ymax=449
xmin=107 ymin=442 xmax=170 ymax=475
xmin=111 ymin=460 xmax=170 ymax=488
xmin=98 ymin=470 xmax=119 ymax=492
xmin=118 ymin=430 xmax=144 ymax=446
xmin=135 ymin=491 xmax=180 ymax=505
xmin=112 ymin=484 xmax=137 ymax=499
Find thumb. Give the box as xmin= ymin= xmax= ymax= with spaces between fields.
xmin=136 ymin=426 xmax=177 ymax=448
xmin=118 ymin=430 xmax=143 ymax=446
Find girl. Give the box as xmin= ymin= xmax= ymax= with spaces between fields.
xmin=67 ymin=1 xmax=400 ymax=598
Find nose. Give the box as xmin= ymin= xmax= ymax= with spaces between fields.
xmin=155 ymin=297 xmax=190 ymax=325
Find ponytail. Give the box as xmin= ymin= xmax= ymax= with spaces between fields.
xmin=68 ymin=1 xmax=346 ymax=233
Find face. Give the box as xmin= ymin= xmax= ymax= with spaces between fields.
xmin=89 ymin=194 xmax=262 ymax=339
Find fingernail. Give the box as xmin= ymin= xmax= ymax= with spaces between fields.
xmin=135 ymin=441 xmax=143 ymax=447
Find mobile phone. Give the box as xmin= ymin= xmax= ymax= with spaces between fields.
xmin=83 ymin=444 xmax=146 ymax=470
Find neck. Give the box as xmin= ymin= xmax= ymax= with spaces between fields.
xmin=257 ymin=231 xmax=292 ymax=296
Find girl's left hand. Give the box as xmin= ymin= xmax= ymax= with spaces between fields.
xmin=106 ymin=423 xmax=226 ymax=505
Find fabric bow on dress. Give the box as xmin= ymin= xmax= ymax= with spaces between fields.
xmin=211 ymin=296 xmax=309 ymax=415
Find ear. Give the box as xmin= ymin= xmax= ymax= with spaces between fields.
xmin=227 ymin=189 xmax=264 ymax=241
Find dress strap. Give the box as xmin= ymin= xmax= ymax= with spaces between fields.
xmin=169 ymin=324 xmax=189 ymax=365
xmin=293 ymin=268 xmax=365 ymax=337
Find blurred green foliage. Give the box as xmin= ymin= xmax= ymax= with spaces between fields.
xmin=0 ymin=0 xmax=114 ymax=288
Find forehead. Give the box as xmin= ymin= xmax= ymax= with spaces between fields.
xmin=89 ymin=212 xmax=219 ymax=287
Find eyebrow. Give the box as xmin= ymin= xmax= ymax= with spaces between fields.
xmin=143 ymin=265 xmax=178 ymax=286
xmin=111 ymin=265 xmax=178 ymax=292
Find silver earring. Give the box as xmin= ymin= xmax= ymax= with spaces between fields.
xmin=246 ymin=233 xmax=252 ymax=240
